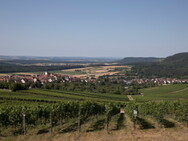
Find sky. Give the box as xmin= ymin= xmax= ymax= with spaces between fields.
xmin=0 ymin=0 xmax=188 ymax=58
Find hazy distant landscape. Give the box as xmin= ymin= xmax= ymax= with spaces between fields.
xmin=0 ymin=52 xmax=188 ymax=141
xmin=1 ymin=52 xmax=188 ymax=78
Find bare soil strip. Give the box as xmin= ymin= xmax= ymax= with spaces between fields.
xmin=5 ymin=128 xmax=188 ymax=141
xmin=127 ymin=95 xmax=134 ymax=101
xmin=168 ymin=87 xmax=188 ymax=94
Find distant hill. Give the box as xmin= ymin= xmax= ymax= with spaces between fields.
xmin=0 ymin=55 xmax=122 ymax=73
xmin=132 ymin=52 xmax=188 ymax=78
xmin=163 ymin=52 xmax=188 ymax=64
xmin=0 ymin=55 xmax=121 ymax=63
xmin=118 ymin=57 xmax=162 ymax=64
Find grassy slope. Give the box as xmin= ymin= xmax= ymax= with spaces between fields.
xmin=133 ymin=84 xmax=188 ymax=102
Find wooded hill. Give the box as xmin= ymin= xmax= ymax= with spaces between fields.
xmin=0 ymin=61 xmax=84 ymax=73
xmin=131 ymin=52 xmax=188 ymax=78
xmin=118 ymin=57 xmax=161 ymax=64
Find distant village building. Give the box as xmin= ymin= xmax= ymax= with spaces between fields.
xmin=21 ymin=79 xmax=26 ymax=83
xmin=45 ymin=72 xmax=50 ymax=76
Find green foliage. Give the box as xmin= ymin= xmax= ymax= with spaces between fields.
xmin=0 ymin=82 xmax=9 ymax=89
xmin=0 ymin=101 xmax=107 ymax=128
xmin=0 ymin=100 xmax=186 ymax=132
xmin=0 ymin=88 xmax=129 ymax=103
xmin=125 ymin=101 xmax=187 ymax=124
xmin=9 ymin=83 xmax=28 ymax=92
xmin=49 ymin=80 xmax=127 ymax=95
xmin=124 ymin=86 xmax=140 ymax=95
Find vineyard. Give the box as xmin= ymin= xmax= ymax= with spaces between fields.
xmin=0 ymin=100 xmax=187 ymax=138
xmin=0 ymin=89 xmax=129 ymax=103
xmin=0 ymin=85 xmax=188 ymax=140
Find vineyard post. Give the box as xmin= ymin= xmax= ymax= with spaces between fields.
xmin=60 ymin=112 xmax=62 ymax=127
xmin=105 ymin=113 xmax=109 ymax=133
xmin=59 ymin=106 xmax=63 ymax=127
xmin=133 ymin=109 xmax=137 ymax=129
xmin=78 ymin=106 xmax=81 ymax=133
xmin=50 ymin=112 xmax=53 ymax=134
xmin=187 ymin=104 xmax=188 ymax=128
xmin=23 ymin=113 xmax=26 ymax=135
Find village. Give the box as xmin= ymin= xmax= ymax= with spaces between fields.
xmin=0 ymin=71 xmax=188 ymax=86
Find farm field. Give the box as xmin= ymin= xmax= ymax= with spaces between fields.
xmin=0 ymin=65 xmax=129 ymax=78
xmin=133 ymin=84 xmax=188 ymax=102
xmin=60 ymin=65 xmax=129 ymax=78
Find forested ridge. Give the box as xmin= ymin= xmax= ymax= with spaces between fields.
xmin=118 ymin=57 xmax=161 ymax=64
xmin=0 ymin=61 xmax=84 ymax=73
xmin=131 ymin=52 xmax=188 ymax=78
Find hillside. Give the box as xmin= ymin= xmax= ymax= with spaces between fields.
xmin=132 ymin=52 xmax=188 ymax=78
xmin=118 ymin=57 xmax=161 ymax=64
xmin=163 ymin=52 xmax=188 ymax=66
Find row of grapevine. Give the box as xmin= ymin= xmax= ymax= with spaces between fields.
xmin=124 ymin=101 xmax=187 ymax=125
xmin=0 ymin=101 xmax=119 ymax=128
xmin=0 ymin=101 xmax=187 ymax=135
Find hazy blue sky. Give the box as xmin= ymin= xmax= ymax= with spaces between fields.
xmin=0 ymin=0 xmax=188 ymax=57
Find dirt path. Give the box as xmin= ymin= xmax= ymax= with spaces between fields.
xmin=127 ymin=95 xmax=134 ymax=101
xmin=168 ymin=87 xmax=188 ymax=94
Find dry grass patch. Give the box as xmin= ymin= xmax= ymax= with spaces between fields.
xmin=3 ymin=127 xmax=188 ymax=141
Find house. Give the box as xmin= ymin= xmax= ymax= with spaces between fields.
xmin=21 ymin=79 xmax=26 ymax=84
xmin=48 ymin=78 xmax=53 ymax=82
xmin=44 ymin=72 xmax=50 ymax=76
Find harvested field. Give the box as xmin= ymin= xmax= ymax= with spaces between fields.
xmin=61 ymin=65 xmax=129 ymax=78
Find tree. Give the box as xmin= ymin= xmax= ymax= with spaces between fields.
xmin=9 ymin=83 xmax=28 ymax=92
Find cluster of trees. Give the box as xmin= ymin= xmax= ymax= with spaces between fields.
xmin=0 ymin=82 xmax=29 ymax=91
xmin=0 ymin=80 xmax=141 ymax=95
xmin=0 ymin=75 xmax=162 ymax=95
xmin=41 ymin=78 xmax=144 ymax=95
xmin=42 ymin=81 xmax=127 ymax=95
xmin=0 ymin=76 xmax=160 ymax=94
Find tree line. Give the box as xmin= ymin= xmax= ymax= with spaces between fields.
xmin=0 ymin=77 xmax=159 ymax=95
